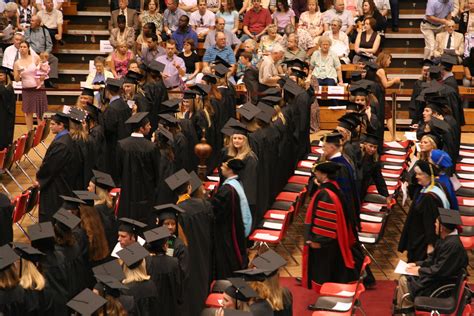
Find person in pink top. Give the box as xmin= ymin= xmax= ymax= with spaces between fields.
xmin=272 ymin=0 xmax=295 ymax=33
xmin=110 ymin=40 xmax=133 ymax=78
xmin=35 ymin=51 xmax=50 ymax=88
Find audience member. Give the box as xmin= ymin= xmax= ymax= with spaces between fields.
xmin=35 ymin=51 xmax=50 ymax=88
xmin=141 ymin=33 xmax=166 ymax=64
xmin=323 ymin=17 xmax=350 ymax=64
xmin=283 ymin=24 xmax=317 ymax=57
xmin=36 ymin=0 xmax=63 ymax=45
xmin=136 ymin=22 xmax=159 ymax=53
xmin=207 ymin=0 xmax=221 ymax=13
xmin=203 ymin=30 xmax=236 ymax=72
xmin=109 ymin=14 xmax=136 ymax=49
xmin=258 ymin=42 xmax=284 ymax=87
xmin=353 ymin=17 xmax=381 ymax=63
xmin=322 ymin=0 xmax=354 ymax=35
xmin=433 ymin=20 xmax=464 ymax=62
xmin=139 ymin=0 xmax=163 ymax=34
xmin=216 ymin=0 xmax=239 ymax=33
xmin=189 ymin=0 xmax=216 ymax=39
xmin=310 ymin=35 xmax=343 ymax=86
xmin=36 ymin=0 xmax=63 ymax=10
xmin=357 ymin=0 xmax=390 ymax=17
xmin=458 ymin=0 xmax=474 ymax=34
xmin=236 ymin=38 xmax=259 ymax=78
xmin=110 ymin=41 xmax=134 ymax=78
xmin=110 ymin=0 xmax=140 ymax=33
xmin=17 ymin=0 xmax=36 ymax=31
xmin=85 ymin=56 xmax=114 ymax=89
xmin=0 ymin=2 xmax=18 ymax=48
xmin=240 ymin=51 xmax=260 ymax=100
xmin=421 ymin=0 xmax=454 ymax=59
xmin=284 ymin=33 xmax=306 ymax=61
xmin=156 ymin=39 xmax=186 ymax=89
xmin=179 ymin=0 xmax=197 ymax=13
xmin=355 ymin=0 xmax=387 ymax=33
xmin=463 ymin=47 xmax=474 ymax=87
xmin=2 ymin=32 xmax=38 ymax=71
xmin=204 ymin=17 xmax=241 ymax=52
xmin=171 ymin=14 xmax=198 ymax=51
xmin=272 ymin=0 xmax=295 ymax=34
xmin=258 ymin=24 xmax=283 ymax=55
xmin=25 ymin=15 xmax=58 ymax=88
xmin=298 ymin=0 xmax=323 ymax=38
xmin=163 ymin=0 xmax=188 ymax=39
xmin=178 ymin=38 xmax=201 ymax=84
xmin=242 ymin=0 xmax=272 ymax=41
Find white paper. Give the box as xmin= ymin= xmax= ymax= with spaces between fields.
xmin=461 ymin=158 xmax=474 ymax=164
xmin=360 ymin=213 xmax=383 ymax=222
xmin=394 ymin=260 xmax=417 ymax=276
xmin=383 ymin=165 xmax=402 ymax=170
xmin=382 ymin=172 xmax=398 ymax=178
xmin=415 ymin=142 xmax=421 ymax=152
xmin=384 ymin=150 xmax=405 ymax=156
xmin=327 ymin=86 xmax=345 ymax=100
xmin=362 ymin=203 xmax=382 ymax=212
xmin=13 ymin=81 xmax=22 ymax=89
xmin=307 ymin=155 xmax=319 ymax=161
xmin=460 ymin=165 xmax=474 ymax=172
xmin=253 ymin=233 xmax=278 ymax=241
xmin=333 ymin=302 xmax=353 ymax=311
xmin=385 ymin=141 xmax=404 ymax=148
xmin=404 ymin=132 xmax=418 ymax=141
xmin=358 ymin=236 xmax=376 ymax=243
xmin=127 ymin=100 xmax=135 ymax=109
xmin=385 ymin=180 xmax=398 ymax=186
xmin=270 ymin=213 xmax=285 ymax=220
xmin=460 ymin=151 xmax=474 ymax=158
xmin=450 ymin=174 xmax=461 ymax=191
xmin=462 ymin=198 xmax=474 ymax=206
xmin=300 ymin=161 xmax=314 ymax=168
xmin=460 ymin=144 xmax=474 ymax=150
xmin=460 ymin=181 xmax=474 ymax=188
xmin=263 ymin=221 xmax=283 ymax=230
xmin=336 ymin=290 xmax=355 ymax=296
xmin=207 ymin=176 xmax=220 ymax=182
xmin=328 ymin=106 xmax=347 ymax=110
xmin=111 ymin=236 xmax=146 ymax=258
xmin=100 ymin=40 xmax=114 ymax=53
xmin=294 ymin=170 xmax=311 ymax=176
xmin=386 ymin=157 xmax=404 ymax=163
xmin=457 ymin=173 xmax=474 ymax=180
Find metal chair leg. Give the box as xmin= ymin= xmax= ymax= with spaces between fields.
xmin=278 ymin=242 xmax=299 ymax=265
xmin=23 ymin=154 xmax=39 ymax=170
xmin=27 ymin=212 xmax=37 ymax=224
xmin=32 ymin=147 xmax=44 ymax=160
xmin=15 ymin=162 xmax=34 ymax=183
xmin=15 ymin=223 xmax=30 ymax=239
xmin=360 ymin=243 xmax=389 ymax=280
xmin=4 ymin=170 xmax=25 ymax=191
xmin=288 ymin=235 xmax=303 ymax=252
xmin=40 ymin=141 xmax=48 ymax=150
xmin=0 ymin=183 xmax=11 ymax=198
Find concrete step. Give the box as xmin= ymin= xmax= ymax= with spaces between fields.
xmin=54 ymin=43 xmax=105 ymax=55
xmin=65 ymin=24 xmax=109 ymax=36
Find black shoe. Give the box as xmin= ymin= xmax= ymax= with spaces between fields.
xmin=295 ymin=277 xmax=302 ymax=284
xmin=392 ymin=26 xmax=399 ymax=32
xmin=45 ymin=80 xmax=57 ymax=88
xmin=307 ymin=304 xmax=319 ymax=311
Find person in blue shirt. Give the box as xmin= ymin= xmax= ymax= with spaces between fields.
xmin=202 ymin=30 xmax=236 ymax=74
xmin=171 ymin=14 xmax=199 ymax=51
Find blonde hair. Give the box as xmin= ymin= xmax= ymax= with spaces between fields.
xmin=272 ymin=105 xmax=286 ymax=124
xmin=227 ymin=134 xmax=255 ymax=160
xmin=0 ymin=264 xmax=19 ymax=289
xmin=419 ymin=135 xmax=437 ymax=161
xmin=263 ymin=273 xmax=284 ymax=310
xmin=95 ymin=185 xmax=114 ymax=209
xmin=122 ymin=259 xmax=151 ymax=284
xmin=19 ymin=260 xmax=46 ymax=291
xmin=69 ymin=120 xmax=89 ymax=141
xmin=248 ymin=281 xmax=272 ymax=305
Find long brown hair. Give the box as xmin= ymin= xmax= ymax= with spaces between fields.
xmin=79 ymin=205 xmax=110 ymax=261
xmin=69 ymin=120 xmax=89 ymax=142
xmin=376 ymin=51 xmax=392 ymax=69
xmin=98 ymin=295 xmax=128 ymax=316
xmin=0 ymin=264 xmax=19 ymax=289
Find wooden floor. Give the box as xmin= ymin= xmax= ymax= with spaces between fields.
xmin=4 ymin=125 xmax=474 ymax=282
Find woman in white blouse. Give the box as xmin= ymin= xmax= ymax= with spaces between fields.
xmin=322 ymin=17 xmax=350 ymax=64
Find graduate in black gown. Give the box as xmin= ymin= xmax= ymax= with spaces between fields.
xmin=211 ymin=159 xmax=248 ymax=279
xmin=0 ymin=245 xmax=25 ymax=315
xmin=398 ymin=161 xmax=451 ymax=262
xmin=102 ymin=78 xmax=132 ymax=182
xmin=117 ymin=242 xmax=160 ymax=315
xmin=12 ymin=243 xmax=54 ymax=315
xmin=36 ymin=112 xmax=79 ymax=222
xmin=155 ymin=126 xmax=178 ymax=204
xmin=0 ymin=193 xmax=13 ymax=246
xmin=84 ymin=103 xmax=107 ymax=172
xmin=394 ymin=209 xmax=468 ymax=314
xmin=228 ymin=272 xmax=275 ymax=316
xmin=142 ymin=60 xmax=169 ymax=133
xmin=159 ymin=113 xmax=190 ymax=173
xmin=93 ymin=274 xmax=133 ymax=315
xmin=144 ymin=226 xmax=182 ymax=316
xmin=116 ymin=112 xmax=160 ymax=223
xmin=409 ymin=60 xmax=432 ymax=124
xmin=0 ymin=67 xmax=15 ymax=150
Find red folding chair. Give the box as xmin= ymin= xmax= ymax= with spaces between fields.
xmin=31 ymin=120 xmax=46 ymax=159
xmin=2 ymin=141 xmax=25 ymax=191
xmin=21 ymin=129 xmax=39 ymax=171
xmin=456 ymin=164 xmax=474 ymax=172
xmin=40 ymin=118 xmax=51 ymax=150
xmin=12 ymin=134 xmax=34 ymax=183
xmin=109 ymin=188 xmax=121 ymax=217
xmin=0 ymin=148 xmax=10 ymax=196
xmin=457 ymin=196 xmax=474 ymax=207
xmin=11 ymin=190 xmax=31 ymax=238
xmin=383 ymin=140 xmax=411 ymax=149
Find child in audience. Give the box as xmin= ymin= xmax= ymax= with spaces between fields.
xmin=35 ymin=51 xmax=50 ymax=88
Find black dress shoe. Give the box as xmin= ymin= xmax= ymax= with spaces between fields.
xmin=307 ymin=304 xmax=319 ymax=311
xmin=392 ymin=26 xmax=399 ymax=32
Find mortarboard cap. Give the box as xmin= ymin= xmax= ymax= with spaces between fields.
xmin=224 ymin=158 xmax=245 ymax=173
xmin=251 ymin=249 xmax=286 ymax=275
xmin=440 ymin=54 xmax=457 ymax=67
xmin=214 ymin=55 xmax=231 ymax=68
xmin=27 ymin=222 xmax=55 ymax=242
xmin=214 ymin=63 xmax=229 ymax=78
xmin=237 ymin=102 xmax=261 ymax=121
xmin=153 ymin=203 xmax=185 ymax=222
xmin=425 ymin=100 xmax=446 ymax=115
xmin=189 ymin=171 xmax=202 ymax=194
xmin=73 ymin=190 xmax=99 ymax=207
xmin=261 ymin=87 xmax=281 ymax=96
xmin=67 ymin=107 xmax=87 ymax=123
xmin=430 ymin=117 xmax=450 ymax=133
xmin=157 ymin=125 xmax=174 ymax=143
xmin=256 ymin=103 xmax=275 ymax=123
xmin=260 ymin=95 xmax=282 ymax=106
xmin=290 ymin=68 xmax=306 ymax=79
xmin=438 ymin=208 xmax=462 ymax=230
xmin=162 ymin=99 xmax=181 ymax=110
xmin=283 ymin=78 xmax=304 ymax=96
xmin=165 ymin=169 xmax=191 ymax=191
xmin=202 ymin=73 xmax=218 ymax=84
xmin=192 ymin=83 xmax=211 ymax=96
xmin=118 ymin=218 xmax=147 ymax=235
xmin=84 ymin=103 xmax=100 ymax=122
xmin=106 ymin=78 xmax=124 ymax=91
xmin=0 ymin=66 xmax=11 ymax=74
xmin=81 ymin=87 xmax=95 ymax=97
xmin=53 ymin=208 xmax=81 ymax=230
xmin=143 ymin=226 xmax=171 ymax=244
xmin=117 ymin=242 xmax=150 ymax=268
xmin=91 ymin=169 xmax=116 ymax=189
xmin=51 ymin=111 xmax=70 ymax=125
xmin=350 ymin=71 xmax=362 ymax=82
xmin=313 ymin=161 xmax=341 ymax=175
xmin=60 ymin=195 xmax=86 ymax=210
xmin=415 ymin=160 xmax=439 ymax=177
xmin=320 ymin=131 xmax=343 ymax=145
xmin=221 ymin=118 xmax=248 ymax=137
xmin=362 ymin=133 xmax=380 ymax=145
xmin=0 ymin=244 xmax=19 ymax=270
xmin=125 ymin=112 xmax=149 ymax=129
xmin=420 ymin=132 xmax=443 ymax=149
xmin=92 ymin=259 xmax=125 ymax=281
xmin=422 ymin=59 xmax=435 ymax=67
xmin=95 ymin=274 xmax=128 ymax=297
xmin=183 ymin=89 xmax=199 ymax=100
xmin=11 ymin=242 xmax=44 ymax=263
xmin=282 ymin=58 xmax=308 ymax=69
xmin=148 ymin=60 xmax=166 ymax=73
xmin=67 ymin=288 xmax=107 ymax=315
xmin=125 ymin=70 xmax=143 ymax=82
xmin=338 ymin=113 xmax=361 ymax=130
xmin=158 ymin=113 xmax=179 ymax=125
xmin=429 ymin=65 xmax=442 ymax=75
xmin=225 ymin=278 xmax=257 ymax=302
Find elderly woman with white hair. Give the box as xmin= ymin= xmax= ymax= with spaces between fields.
xmin=259 ymin=42 xmax=285 ymax=87
xmin=309 ymin=35 xmax=343 ymax=86
xmin=0 ymin=2 xmax=19 ymax=48
xmin=322 ymin=17 xmax=350 ymax=64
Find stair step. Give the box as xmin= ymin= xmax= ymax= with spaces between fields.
xmin=58 ymin=63 xmax=90 ymax=75
xmin=75 ymin=8 xmax=111 ymax=16
xmin=54 ymin=43 xmax=104 ymax=55
xmin=385 ymin=27 xmax=423 ymax=39
xmin=386 ymin=47 xmax=424 ymax=59
xmin=65 ymin=24 xmax=109 ymax=36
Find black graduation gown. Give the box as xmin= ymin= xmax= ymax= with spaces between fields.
xmin=71 ymin=138 xmax=95 ymax=190
xmin=0 ymin=83 xmax=15 ymax=150
xmin=398 ymin=186 xmax=445 ymax=262
xmin=260 ymin=123 xmax=282 ymax=206
xmin=123 ymin=280 xmax=161 ymax=316
xmin=407 ymin=234 xmax=468 ymax=297
xmin=23 ymin=288 xmax=55 ymax=316
xmin=143 ymin=80 xmax=169 ymax=133
xmin=211 ymin=183 xmax=248 ymax=279
xmin=169 ymin=236 xmax=189 ymax=287
xmin=179 ymin=117 xmax=199 ymax=172
xmin=178 ymin=198 xmax=214 ymax=316
xmin=95 ymin=203 xmax=118 ymax=254
xmin=442 ymin=75 xmax=459 ymax=93
xmin=358 ymin=155 xmax=389 ymax=200
xmin=103 ymin=97 xmax=132 ymax=182
xmin=36 ymin=133 xmax=78 ymax=222
xmin=250 ymin=299 xmax=275 ymax=316
xmin=38 ymin=249 xmax=69 ymax=315
xmin=444 ymin=115 xmax=461 ymax=156
xmin=116 ymin=136 xmax=160 ymax=223
xmin=409 ymin=79 xmax=426 ymax=124
xmin=274 ymin=113 xmax=298 ymax=194
xmin=0 ymin=193 xmax=13 ymax=246
xmin=146 ymin=254 xmax=181 ymax=316
xmin=89 ymin=124 xmax=107 ymax=172
xmin=274 ymin=287 xmax=293 ymax=316
xmin=155 ymin=148 xmax=177 ymax=204
xmin=441 ymin=83 xmax=465 ymax=126
xmin=343 ymin=141 xmax=362 ymax=173
xmin=56 ymin=242 xmax=91 ymax=300
xmin=172 ymin=132 xmax=190 ymax=172
xmin=0 ymin=285 xmax=25 ymax=315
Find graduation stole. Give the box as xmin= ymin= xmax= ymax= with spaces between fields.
xmin=176 ymin=196 xmax=191 ymax=246
xmin=177 ymin=194 xmax=191 ymax=204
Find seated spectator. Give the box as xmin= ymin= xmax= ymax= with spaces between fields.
xmin=459 ymin=0 xmax=474 ymax=34
xmin=85 ymin=56 xmax=114 ymax=89
xmin=258 ymin=24 xmax=283 ymax=56
xmin=17 ymin=0 xmax=36 ymax=31
xmin=109 ymin=0 xmax=140 ymax=33
xmin=139 ymin=0 xmax=163 ymax=34
xmin=171 ymin=14 xmax=199 ymax=51
xmin=207 ymin=0 xmax=221 ymax=13
xmin=190 ymin=0 xmax=216 ymax=39
xmin=216 ymin=0 xmax=239 ymax=33
xmin=236 ymin=38 xmax=259 ymax=77
xmin=204 ymin=17 xmax=241 ymax=53
xmin=25 ymin=15 xmax=58 ymax=88
xmin=284 ymin=33 xmax=306 ymax=61
xmin=178 ymin=38 xmax=201 ymax=84
xmin=357 ymin=0 xmax=389 ymax=17
xmin=433 ymin=20 xmax=464 ymax=63
xmin=298 ymin=0 xmax=324 ymax=38
xmin=179 ymin=0 xmax=197 ymax=13
xmin=344 ymin=0 xmax=359 ymax=17
xmin=272 ymin=0 xmax=295 ymax=34
xmin=202 ymin=30 xmax=236 ymax=73
xmin=136 ymin=22 xmax=159 ymax=53
xmin=240 ymin=50 xmax=260 ymax=102
xmin=463 ymin=47 xmax=474 ymax=87
xmin=310 ymin=36 xmax=343 ymax=86
xmin=282 ymin=24 xmax=317 ymax=57
xmin=0 ymin=2 xmax=18 ymax=48
xmin=322 ymin=0 xmax=354 ymax=35
xmin=156 ymin=39 xmax=186 ymax=89
xmin=323 ymin=17 xmax=350 ymax=64
xmin=35 ymin=0 xmax=63 ymax=10
xmin=258 ymin=42 xmax=285 ymax=87
xmin=141 ymin=33 xmax=166 ymax=64
xmin=421 ymin=0 xmax=452 ymax=60
xmin=355 ymin=0 xmax=387 ymax=33
xmin=110 ymin=40 xmax=133 ymax=78
xmin=242 ymin=0 xmax=272 ymax=41
xmin=163 ymin=0 xmax=187 ymax=39
xmin=36 ymin=0 xmax=63 ymax=45
xmin=2 ymin=33 xmax=38 ymax=70
xmin=353 ymin=17 xmax=381 ymax=63
xmin=109 ymin=14 xmax=136 ymax=49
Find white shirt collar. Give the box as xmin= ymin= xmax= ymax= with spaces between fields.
xmin=131 ymin=132 xmax=144 ymax=137
xmin=448 ymin=229 xmax=458 ymax=236
xmin=329 ymin=152 xmax=342 ymax=159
